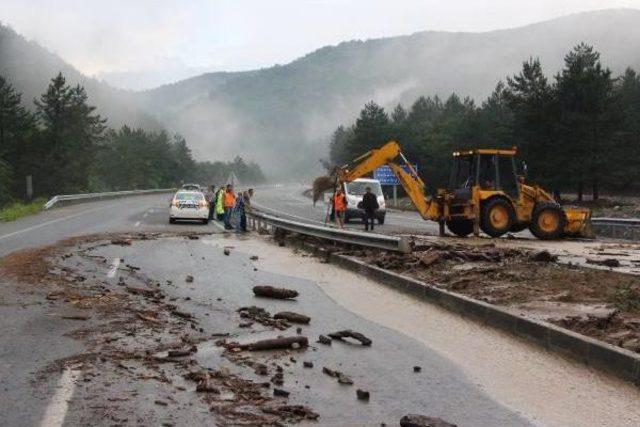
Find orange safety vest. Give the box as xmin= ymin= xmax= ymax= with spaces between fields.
xmin=334 ymin=193 xmax=346 ymax=212
xmin=224 ymin=190 xmax=236 ymax=208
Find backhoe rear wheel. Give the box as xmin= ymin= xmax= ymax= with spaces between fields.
xmin=480 ymin=198 xmax=515 ymax=238
xmin=446 ymin=219 xmax=474 ymax=237
xmin=529 ymin=202 xmax=567 ymax=240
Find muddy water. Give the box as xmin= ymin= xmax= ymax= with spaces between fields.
xmin=232 ymin=236 xmax=640 ymax=427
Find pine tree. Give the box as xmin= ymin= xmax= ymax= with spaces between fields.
xmin=34 ymin=73 xmax=106 ymax=194
xmin=0 ymin=75 xmax=35 ymax=200
xmin=554 ymin=43 xmax=617 ymax=200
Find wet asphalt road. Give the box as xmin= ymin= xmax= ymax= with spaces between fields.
xmin=85 ymin=236 xmax=531 ymax=426
xmin=252 ymin=184 xmax=442 ymax=236
xmin=1 ymin=189 xmax=639 ymax=426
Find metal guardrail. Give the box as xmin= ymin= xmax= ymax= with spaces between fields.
xmin=248 ymin=209 xmax=411 ymax=253
xmin=591 ymin=217 xmax=640 ymax=226
xmin=591 ymin=217 xmax=640 ymax=241
xmin=44 ymin=188 xmax=175 ymax=210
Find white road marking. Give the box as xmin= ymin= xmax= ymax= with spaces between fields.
xmin=210 ymin=221 xmax=226 ymax=231
xmin=0 ymin=205 xmax=109 ymax=241
xmin=107 ymin=258 xmax=121 ymax=278
xmin=134 ymin=221 xmax=141 ymax=227
xmin=39 ymin=366 xmax=81 ymax=427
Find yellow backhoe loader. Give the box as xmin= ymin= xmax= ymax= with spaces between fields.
xmin=321 ymin=141 xmax=593 ymax=239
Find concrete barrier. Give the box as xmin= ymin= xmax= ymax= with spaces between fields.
xmin=298 ymin=241 xmax=640 ymax=387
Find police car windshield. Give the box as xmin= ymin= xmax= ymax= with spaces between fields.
xmin=346 ymin=181 xmax=382 ymax=196
xmin=175 ymin=192 xmax=204 ymax=201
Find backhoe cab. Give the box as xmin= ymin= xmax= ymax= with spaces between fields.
xmin=443 ymin=148 xmax=593 ymax=239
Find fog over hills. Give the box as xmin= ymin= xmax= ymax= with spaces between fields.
xmin=0 ymin=24 xmax=160 ymax=130
xmin=3 ymin=9 xmax=640 ymax=177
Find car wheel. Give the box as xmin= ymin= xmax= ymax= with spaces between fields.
xmin=378 ymin=215 xmax=385 ymax=225
xmin=202 ymin=218 xmax=209 ymax=224
xmin=169 ymin=218 xmax=176 ymax=224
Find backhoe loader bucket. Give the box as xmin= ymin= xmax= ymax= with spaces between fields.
xmin=563 ymin=207 xmax=595 ymax=239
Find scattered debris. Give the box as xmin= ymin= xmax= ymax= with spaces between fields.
xmin=328 ymin=330 xmax=372 ymax=346
xmin=111 ymin=239 xmax=132 ymax=246
xmin=61 ymin=314 xmax=91 ymax=321
xmin=586 ymin=258 xmax=621 ymax=268
xmin=530 ymin=250 xmax=558 ymax=262
xmin=167 ymin=346 xmax=197 ymax=357
xmin=400 ymin=415 xmax=457 ymax=427
xmin=317 ymin=335 xmax=332 ymax=345
xmin=261 ymin=405 xmax=320 ymax=421
xmin=235 ymin=336 xmax=309 ymax=351
xmin=413 ymin=366 xmax=422 ymax=373
xmin=253 ymin=285 xmax=299 ymax=300
xmin=356 ymin=389 xmax=370 ymax=401
xmin=223 ymin=248 xmax=231 ymax=256
xmin=237 ymin=306 xmax=290 ymax=330
xmin=195 ymin=378 xmax=220 ymax=393
xmin=154 ymin=400 xmax=168 ymax=406
xmin=303 ymin=361 xmax=313 ymax=368
xmin=274 ymin=311 xmax=311 ymax=324
xmin=185 ymin=275 xmax=194 ymax=283
xmin=273 ymin=388 xmax=290 ymax=397
xmin=322 ymin=367 xmax=353 ymax=385
xmin=250 ymin=255 xmax=259 ymax=261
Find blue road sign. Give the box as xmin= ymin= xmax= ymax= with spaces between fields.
xmin=373 ymin=165 xmax=418 ymax=186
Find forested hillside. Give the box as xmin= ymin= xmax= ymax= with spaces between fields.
xmin=0 ymin=23 xmax=158 ymax=130
xmin=328 ymin=44 xmax=640 ymax=199
xmin=138 ymin=9 xmax=640 ymax=176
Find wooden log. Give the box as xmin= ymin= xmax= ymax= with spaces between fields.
xmin=241 ymin=336 xmax=308 ymax=351
xmin=253 ymin=285 xmax=299 ymax=299
xmin=274 ymin=311 xmax=310 ymax=324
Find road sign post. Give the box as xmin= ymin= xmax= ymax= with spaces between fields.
xmin=373 ymin=164 xmax=418 ymax=208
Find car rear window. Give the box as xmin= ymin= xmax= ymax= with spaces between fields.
xmin=346 ymin=181 xmax=383 ymax=196
xmin=175 ymin=193 xmax=204 ymax=201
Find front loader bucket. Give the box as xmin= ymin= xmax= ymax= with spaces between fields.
xmin=563 ymin=207 xmax=595 ymax=239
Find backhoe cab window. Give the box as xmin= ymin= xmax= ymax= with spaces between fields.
xmin=478 ymin=154 xmax=497 ymax=190
xmin=450 ymin=156 xmax=476 ymax=189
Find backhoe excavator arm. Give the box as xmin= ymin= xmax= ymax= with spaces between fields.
xmin=335 ymin=141 xmax=438 ymax=220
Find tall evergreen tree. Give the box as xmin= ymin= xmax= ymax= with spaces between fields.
xmin=34 ymin=73 xmax=106 ymax=195
xmin=554 ymin=43 xmax=617 ymax=200
xmin=504 ymin=58 xmax=556 ymax=186
xmin=0 ymin=76 xmax=35 ymax=199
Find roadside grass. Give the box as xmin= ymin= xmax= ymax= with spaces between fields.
xmin=0 ymin=198 xmax=47 ymax=222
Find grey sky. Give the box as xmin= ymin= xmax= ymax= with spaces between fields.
xmin=3 ymin=0 xmax=640 ymax=89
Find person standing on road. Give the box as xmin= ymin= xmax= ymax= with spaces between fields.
xmin=215 ymin=186 xmax=225 ymax=221
xmin=361 ymin=186 xmax=379 ymax=232
xmin=223 ymin=184 xmax=236 ymax=230
xmin=333 ymin=188 xmax=347 ymax=229
xmin=234 ymin=192 xmax=247 ymax=233
xmin=206 ymin=185 xmax=216 ymax=220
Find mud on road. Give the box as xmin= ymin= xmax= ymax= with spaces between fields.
xmin=338 ymin=239 xmax=640 ymax=354
xmin=1 ymin=231 xmax=529 ymax=426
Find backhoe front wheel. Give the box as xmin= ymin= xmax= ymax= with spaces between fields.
xmin=446 ymin=219 xmax=474 ymax=237
xmin=529 ymin=202 xmax=567 ymax=240
xmin=480 ymin=198 xmax=515 ymax=238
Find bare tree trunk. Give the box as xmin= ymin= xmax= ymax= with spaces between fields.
xmin=577 ymin=181 xmax=583 ymax=202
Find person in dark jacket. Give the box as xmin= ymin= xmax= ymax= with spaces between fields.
xmin=361 ymin=187 xmax=379 ymax=231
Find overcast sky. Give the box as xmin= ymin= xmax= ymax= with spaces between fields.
xmin=3 ymin=0 xmax=640 ymax=89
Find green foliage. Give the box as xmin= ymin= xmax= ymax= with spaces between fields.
xmin=0 ymin=72 xmax=266 ymax=208
xmin=329 ymin=44 xmax=639 ymax=198
xmin=34 ymin=73 xmax=107 ymax=195
xmin=0 ymin=198 xmax=46 ymax=222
